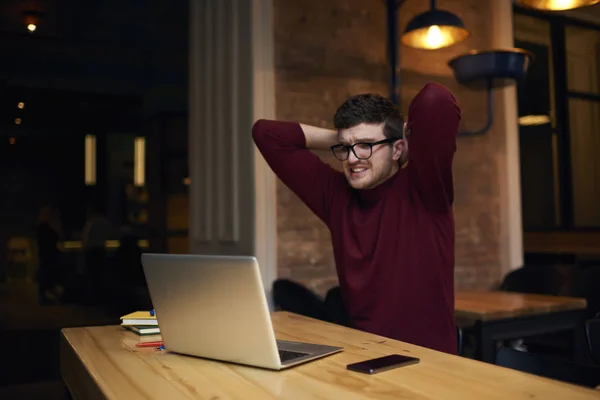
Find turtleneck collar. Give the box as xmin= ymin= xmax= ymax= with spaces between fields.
xmin=355 ymin=169 xmax=401 ymax=206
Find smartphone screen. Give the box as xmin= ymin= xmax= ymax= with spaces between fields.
xmin=346 ymin=354 xmax=420 ymax=374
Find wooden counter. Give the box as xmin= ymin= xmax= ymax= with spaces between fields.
xmin=60 ymin=311 xmax=599 ymax=399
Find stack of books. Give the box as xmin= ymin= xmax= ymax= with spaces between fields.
xmin=120 ymin=311 xmax=160 ymax=335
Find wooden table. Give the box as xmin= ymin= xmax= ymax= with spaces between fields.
xmin=455 ymin=291 xmax=588 ymax=363
xmin=60 ymin=311 xmax=600 ymax=399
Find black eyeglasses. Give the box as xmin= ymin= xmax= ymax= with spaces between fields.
xmin=330 ymin=137 xmax=401 ymax=161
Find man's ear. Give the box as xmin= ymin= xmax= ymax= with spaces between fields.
xmin=392 ymin=139 xmax=405 ymax=161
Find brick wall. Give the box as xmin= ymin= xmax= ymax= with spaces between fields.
xmin=273 ymin=0 xmax=510 ymax=295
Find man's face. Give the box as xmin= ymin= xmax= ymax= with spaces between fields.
xmin=336 ymin=123 xmax=404 ymax=190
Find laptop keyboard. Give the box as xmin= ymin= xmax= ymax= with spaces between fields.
xmin=278 ymin=349 xmax=309 ymax=363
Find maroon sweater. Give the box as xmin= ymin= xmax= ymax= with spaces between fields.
xmin=252 ymin=83 xmax=461 ymax=354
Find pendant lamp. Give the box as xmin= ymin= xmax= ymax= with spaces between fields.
xmin=401 ymin=0 xmax=469 ymax=50
xmin=515 ymin=0 xmax=600 ymax=11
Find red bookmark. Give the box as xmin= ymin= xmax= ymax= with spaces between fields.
xmin=135 ymin=341 xmax=164 ymax=348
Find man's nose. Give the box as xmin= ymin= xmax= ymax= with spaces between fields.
xmin=348 ymin=150 xmax=359 ymax=163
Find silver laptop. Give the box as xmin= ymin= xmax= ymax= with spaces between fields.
xmin=141 ymin=253 xmax=343 ymax=370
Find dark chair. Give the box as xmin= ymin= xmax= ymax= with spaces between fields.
xmin=457 ymin=326 xmax=463 ymax=356
xmin=499 ymin=265 xmax=573 ymax=357
xmin=323 ymin=285 xmax=352 ymax=327
xmin=496 ymin=347 xmax=600 ymax=388
xmin=499 ymin=265 xmax=562 ymax=295
xmin=586 ymin=316 xmax=600 ymax=365
xmin=272 ymin=279 xmax=328 ymax=322
xmin=272 ymin=281 xmax=353 ymax=326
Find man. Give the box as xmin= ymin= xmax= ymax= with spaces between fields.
xmin=252 ymin=82 xmax=461 ymax=354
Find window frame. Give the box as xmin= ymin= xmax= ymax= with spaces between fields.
xmin=514 ymin=6 xmax=600 ymax=231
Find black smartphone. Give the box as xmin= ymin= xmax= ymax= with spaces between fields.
xmin=346 ymin=354 xmax=420 ymax=374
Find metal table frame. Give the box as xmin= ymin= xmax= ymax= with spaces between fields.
xmin=473 ymin=308 xmax=588 ymax=364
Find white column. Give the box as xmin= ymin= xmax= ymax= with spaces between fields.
xmin=251 ymin=0 xmax=278 ymax=302
xmin=491 ymin=0 xmax=524 ymax=272
xmin=188 ymin=0 xmax=277 ymax=302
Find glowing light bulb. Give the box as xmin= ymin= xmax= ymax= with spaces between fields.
xmin=426 ymin=25 xmax=444 ymax=49
xmin=547 ymin=0 xmax=577 ymax=10
xmin=27 ymin=23 xmax=36 ymax=32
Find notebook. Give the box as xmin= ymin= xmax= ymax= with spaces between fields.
xmin=120 ymin=311 xmax=158 ymax=326
xmin=123 ymin=325 xmax=161 ymax=335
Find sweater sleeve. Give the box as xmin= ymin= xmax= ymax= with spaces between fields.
xmin=406 ymin=83 xmax=461 ymax=213
xmin=252 ymin=119 xmax=341 ymax=225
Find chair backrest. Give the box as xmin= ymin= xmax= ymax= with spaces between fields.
xmin=586 ymin=318 xmax=600 ymax=365
xmin=496 ymin=347 xmax=600 ymax=388
xmin=272 ymin=279 xmax=328 ymax=321
xmin=499 ymin=265 xmax=562 ymax=295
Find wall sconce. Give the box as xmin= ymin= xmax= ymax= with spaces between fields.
xmin=515 ymin=0 xmax=600 ymax=11
xmin=448 ymin=49 xmax=534 ymax=136
xmin=85 ymin=134 xmax=97 ymax=186
xmin=23 ymin=10 xmax=42 ymax=33
xmin=519 ymin=114 xmax=551 ymax=126
xmin=134 ymin=137 xmax=146 ymax=187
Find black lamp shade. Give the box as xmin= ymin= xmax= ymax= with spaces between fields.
xmin=448 ymin=48 xmax=534 ymax=89
xmin=515 ymin=0 xmax=600 ymax=11
xmin=401 ymin=9 xmax=469 ymax=50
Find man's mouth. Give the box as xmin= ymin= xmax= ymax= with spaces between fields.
xmin=349 ymin=167 xmax=368 ymax=177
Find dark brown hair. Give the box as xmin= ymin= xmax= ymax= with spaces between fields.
xmin=333 ymin=93 xmax=404 ymax=138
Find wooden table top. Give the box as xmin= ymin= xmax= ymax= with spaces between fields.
xmin=455 ymin=291 xmax=587 ymax=322
xmin=60 ymin=311 xmax=600 ymax=400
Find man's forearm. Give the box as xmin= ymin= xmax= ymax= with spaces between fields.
xmin=300 ymin=123 xmax=338 ymax=150
xmin=406 ymin=82 xmax=460 ymax=212
xmin=252 ymin=119 xmax=340 ymax=225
